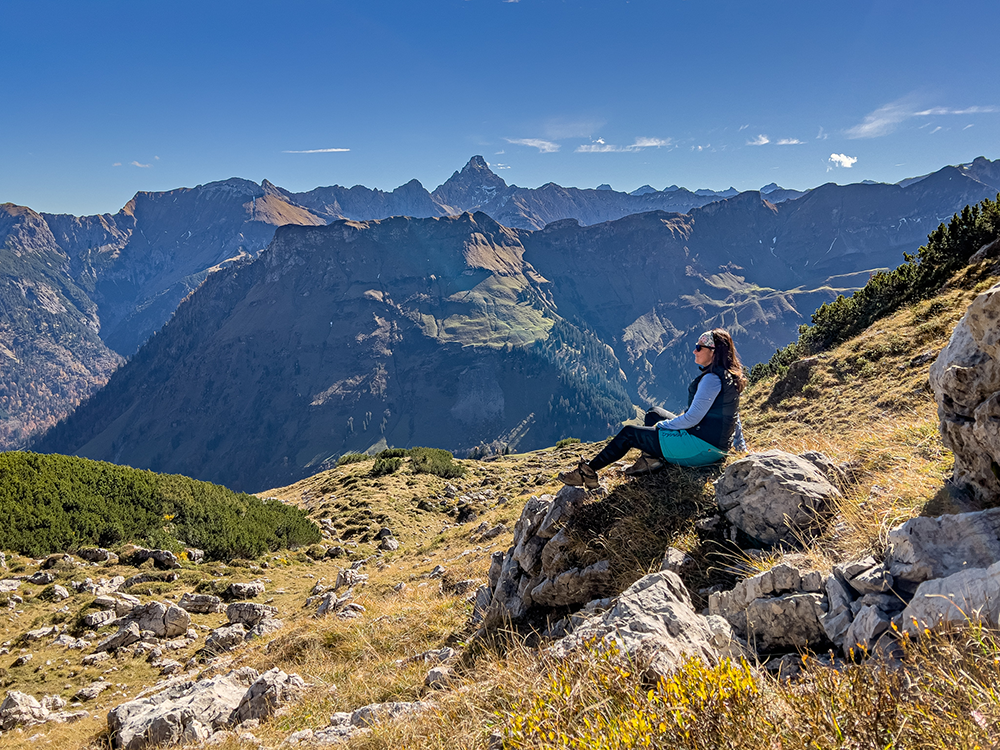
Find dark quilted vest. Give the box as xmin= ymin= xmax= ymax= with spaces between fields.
xmin=686 ymin=367 xmax=740 ymax=450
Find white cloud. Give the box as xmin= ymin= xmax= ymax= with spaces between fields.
xmin=929 ymin=126 xmax=943 ymax=134
xmin=282 ymin=148 xmax=350 ymax=153
xmin=817 ymin=126 xmax=828 ymax=140
xmin=847 ymin=97 xmax=999 ymax=139
xmin=828 ymin=153 xmax=858 ymax=169
xmin=632 ymin=137 xmax=670 ymax=148
xmin=738 ymin=124 xmax=750 ymax=131
xmin=493 ymin=163 xmax=511 ymax=169
xmin=505 ymin=138 xmax=560 ymax=153
xmin=576 ymin=137 xmax=672 ymax=153
xmin=747 ymin=134 xmax=769 ymax=146
xmin=964 ymin=124 xmax=975 ymax=130
xmin=914 ymin=106 xmax=997 ymax=116
xmin=776 ymin=138 xmax=803 ymax=145
xmin=154 ymin=156 xmax=160 ymax=161
xmin=112 ymin=162 xmax=121 ymax=167
xmin=131 ymin=160 xmax=151 ymax=168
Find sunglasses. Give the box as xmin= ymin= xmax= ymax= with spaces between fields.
xmin=694 ymin=344 xmax=715 ymax=352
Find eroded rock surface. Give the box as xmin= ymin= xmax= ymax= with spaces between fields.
xmin=930 ymin=280 xmax=1000 ymax=503
xmin=552 ymin=571 xmax=741 ymax=678
xmin=715 ymin=451 xmax=842 ymax=545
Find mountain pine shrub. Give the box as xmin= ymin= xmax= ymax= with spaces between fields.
xmin=751 ymin=193 xmax=1000 ymax=382
xmin=408 ymin=447 xmax=466 ymax=478
xmin=371 ymin=456 xmax=404 ymax=476
xmin=336 ymin=453 xmax=370 ymax=466
xmin=0 ymin=452 xmax=319 ymax=559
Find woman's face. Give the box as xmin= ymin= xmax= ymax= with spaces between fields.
xmin=694 ymin=342 xmax=715 ymax=367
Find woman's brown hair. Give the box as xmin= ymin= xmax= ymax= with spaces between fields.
xmin=709 ymin=328 xmax=747 ymax=393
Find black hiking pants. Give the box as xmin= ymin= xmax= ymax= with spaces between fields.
xmin=589 ymin=407 xmax=675 ymax=471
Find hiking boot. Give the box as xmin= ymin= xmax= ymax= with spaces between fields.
xmin=558 ymin=461 xmax=600 ymax=490
xmin=624 ymin=454 xmax=664 ymax=476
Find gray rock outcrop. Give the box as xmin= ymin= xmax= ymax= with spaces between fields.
xmin=715 ymin=451 xmax=842 ymax=545
xmin=107 ymin=668 xmax=265 ymax=749
xmin=0 ymin=691 xmax=49 ymax=730
xmin=226 ymin=602 xmax=278 ymax=628
xmin=709 ymin=561 xmax=827 ymax=652
xmin=221 ymin=581 xmax=265 ymax=601
xmin=130 ymin=602 xmax=191 ymax=638
xmin=129 ymin=547 xmax=182 ymax=570
xmin=479 ymin=486 xmax=613 ymax=629
xmin=899 ymin=560 xmax=1000 ymax=634
xmin=232 ymin=668 xmax=306 ymax=724
xmin=552 ymin=571 xmax=741 ymax=678
xmin=178 ymin=593 xmax=225 ymax=614
xmin=930 ymin=280 xmax=1000 ymax=503
xmin=886 ymin=508 xmax=1000 ymax=588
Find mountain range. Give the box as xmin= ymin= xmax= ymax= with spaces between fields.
xmin=24 ymin=155 xmax=1000 ymax=489
xmin=5 ymin=156 xmax=1000 ymax=484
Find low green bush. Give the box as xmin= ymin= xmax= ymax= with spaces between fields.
xmin=371 ymin=456 xmax=403 ymax=476
xmin=336 ymin=453 xmax=370 ymax=466
xmin=556 ymin=437 xmax=581 ymax=448
xmin=377 ymin=448 xmax=408 ymax=459
xmin=0 ymin=452 xmax=320 ymax=560
xmin=409 ymin=447 xmax=465 ymax=478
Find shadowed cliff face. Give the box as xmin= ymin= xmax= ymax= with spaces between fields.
xmin=0 ymin=204 xmax=123 ymax=447
xmin=34 ymin=213 xmax=634 ymax=490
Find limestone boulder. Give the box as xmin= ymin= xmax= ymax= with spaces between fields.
xmin=929 ymin=280 xmax=1000 ymax=503
xmin=130 ymin=602 xmax=191 ymax=638
xmin=742 ymin=593 xmax=827 ymax=652
xmin=226 ymin=602 xmax=278 ymax=628
xmin=844 ymin=605 xmax=892 ymax=655
xmin=204 ymin=624 xmax=248 ymax=654
xmin=715 ymin=450 xmax=841 ymax=545
xmin=899 ymin=560 xmax=1000 ymax=635
xmin=886 ymin=508 xmax=1000 ymax=587
xmin=232 ymin=668 xmax=306 ymax=724
xmin=107 ymin=669 xmax=260 ymax=749
xmin=480 ymin=486 xmax=604 ymax=629
xmin=128 ymin=547 xmax=182 ymax=570
xmin=178 ymin=593 xmax=225 ymax=614
xmin=551 ymin=571 xmax=740 ymax=678
xmin=0 ymin=691 xmax=49 ymax=730
xmin=221 ymin=581 xmax=265 ymax=601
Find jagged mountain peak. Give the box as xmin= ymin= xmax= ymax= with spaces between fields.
xmin=431 ymin=156 xmax=508 ymax=213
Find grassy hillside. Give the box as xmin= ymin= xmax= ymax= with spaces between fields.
xmin=2 ymin=200 xmax=1000 ymax=748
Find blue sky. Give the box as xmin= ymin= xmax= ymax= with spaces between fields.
xmin=3 ymin=0 xmax=998 ymax=215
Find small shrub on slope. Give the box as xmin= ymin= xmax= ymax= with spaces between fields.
xmin=408 ymin=447 xmax=465 ymax=479
xmin=751 ymin=194 xmax=1000 ymax=382
xmin=371 ymin=456 xmax=403 ymax=477
xmin=336 ymin=452 xmax=370 ymax=466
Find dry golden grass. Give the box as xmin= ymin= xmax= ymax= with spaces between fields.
xmin=2 ymin=265 xmax=998 ymax=749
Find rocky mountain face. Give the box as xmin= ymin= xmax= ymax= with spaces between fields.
xmin=36 ymin=158 xmax=1000 ymax=490
xmin=34 ymin=213 xmax=635 ymax=490
xmin=0 ymin=205 xmax=123 ymax=447
xmin=8 ymin=155 xmax=1000 ymax=457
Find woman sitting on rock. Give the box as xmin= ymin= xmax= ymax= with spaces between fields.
xmin=559 ymin=328 xmax=748 ymax=489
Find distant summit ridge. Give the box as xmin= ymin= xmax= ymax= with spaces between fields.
xmin=431 ymin=155 xmax=508 ymax=212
